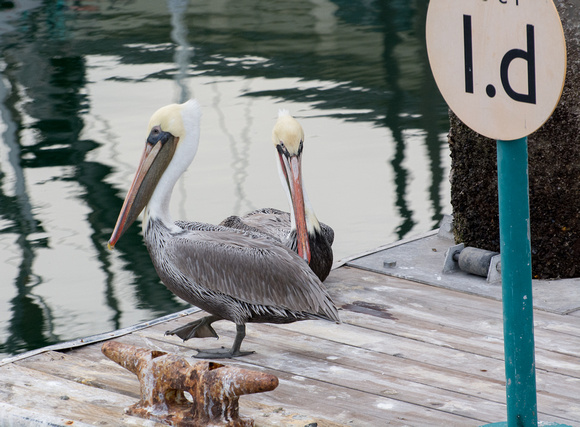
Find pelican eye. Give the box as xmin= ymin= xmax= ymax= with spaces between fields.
xmin=276 ymin=141 xmax=290 ymax=157
xmin=147 ymin=126 xmax=171 ymax=146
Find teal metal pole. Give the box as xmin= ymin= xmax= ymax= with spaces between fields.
xmin=496 ymin=137 xmax=538 ymax=427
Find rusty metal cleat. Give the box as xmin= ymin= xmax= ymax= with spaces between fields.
xmin=101 ymin=341 xmax=279 ymax=426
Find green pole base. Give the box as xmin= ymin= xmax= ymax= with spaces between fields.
xmin=481 ymin=423 xmax=573 ymax=427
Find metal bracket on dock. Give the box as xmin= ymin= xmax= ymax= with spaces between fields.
xmin=101 ymin=341 xmax=278 ymax=426
xmin=443 ymin=244 xmax=501 ymax=284
xmin=442 ymin=243 xmax=465 ymax=274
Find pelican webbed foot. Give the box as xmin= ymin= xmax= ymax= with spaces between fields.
xmin=193 ymin=347 xmax=255 ymax=359
xmin=193 ymin=324 xmax=254 ymax=359
xmin=165 ymin=315 xmax=221 ymax=341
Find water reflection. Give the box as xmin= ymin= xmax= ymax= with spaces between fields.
xmin=0 ymin=71 xmax=52 ymax=354
xmin=169 ymin=0 xmax=192 ymax=102
xmin=0 ymin=0 xmax=450 ymax=358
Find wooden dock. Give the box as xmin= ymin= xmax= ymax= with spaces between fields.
xmin=1 ymin=233 xmax=580 ymax=426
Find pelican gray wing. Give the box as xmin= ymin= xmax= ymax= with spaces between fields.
xmin=166 ymin=225 xmax=338 ymax=321
xmin=220 ymin=208 xmax=335 ymax=281
xmin=219 ymin=208 xmax=291 ymax=241
xmin=220 ymin=207 xmax=334 ymax=248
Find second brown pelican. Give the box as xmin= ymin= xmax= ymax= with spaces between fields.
xmin=108 ymin=100 xmax=339 ymax=358
xmin=220 ymin=111 xmax=334 ymax=281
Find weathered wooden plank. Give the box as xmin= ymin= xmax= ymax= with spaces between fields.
xmin=20 ymin=343 xmax=480 ymax=426
xmin=15 ymin=351 xmax=346 ymax=427
xmin=0 ymin=402 xmax=95 ymax=427
xmin=137 ymin=298 xmax=580 ymax=415
xmin=138 ymin=319 xmax=574 ymax=425
xmin=326 ymin=268 xmax=580 ymax=375
xmin=329 ymin=267 xmax=580 ymax=341
xmin=4 ymin=264 xmax=580 ymax=426
xmin=212 ymin=338 xmax=506 ymax=424
xmin=149 ymin=298 xmax=578 ymax=394
xmin=279 ymin=324 xmax=578 ymax=424
xmin=130 ymin=276 xmax=580 ymax=419
xmin=328 ymin=266 xmax=505 ymax=316
xmin=328 ymin=266 xmax=572 ymax=330
xmin=71 ymin=327 xmax=494 ymax=425
xmin=0 ymin=362 xmax=166 ymax=426
xmin=335 ymin=302 xmax=580 ymax=382
xmin=140 ymin=317 xmax=506 ymax=399
xmin=17 ymin=351 xmax=140 ymax=399
xmin=66 ymin=267 xmax=579 ymax=384
xmin=135 ymin=318 xmax=578 ymax=425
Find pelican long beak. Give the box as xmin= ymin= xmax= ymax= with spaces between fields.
xmin=278 ymin=148 xmax=311 ymax=264
xmin=108 ymin=132 xmax=177 ymax=249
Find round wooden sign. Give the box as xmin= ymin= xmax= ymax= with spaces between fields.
xmin=426 ymin=0 xmax=566 ymax=141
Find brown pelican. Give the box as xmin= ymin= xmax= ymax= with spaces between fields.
xmin=220 ymin=110 xmax=334 ymax=281
xmin=108 ymin=100 xmax=339 ymax=358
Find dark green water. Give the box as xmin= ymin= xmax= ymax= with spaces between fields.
xmin=0 ymin=0 xmax=450 ymax=359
